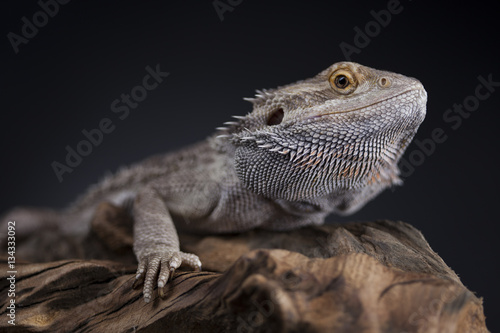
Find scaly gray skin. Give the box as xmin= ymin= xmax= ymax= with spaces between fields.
xmin=1 ymin=62 xmax=427 ymax=303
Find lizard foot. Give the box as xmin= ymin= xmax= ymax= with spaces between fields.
xmin=134 ymin=250 xmax=202 ymax=303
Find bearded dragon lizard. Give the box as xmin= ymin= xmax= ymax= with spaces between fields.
xmin=1 ymin=62 xmax=427 ymax=303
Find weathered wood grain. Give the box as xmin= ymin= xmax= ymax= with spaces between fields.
xmin=0 ymin=203 xmax=488 ymax=332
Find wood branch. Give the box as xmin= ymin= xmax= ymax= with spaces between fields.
xmin=0 ymin=203 xmax=488 ymax=332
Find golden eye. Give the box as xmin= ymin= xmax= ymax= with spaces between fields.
xmin=329 ymin=70 xmax=357 ymax=94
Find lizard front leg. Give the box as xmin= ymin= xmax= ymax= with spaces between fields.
xmin=132 ymin=186 xmax=201 ymax=303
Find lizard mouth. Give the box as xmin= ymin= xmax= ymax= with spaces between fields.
xmin=307 ymin=89 xmax=422 ymax=118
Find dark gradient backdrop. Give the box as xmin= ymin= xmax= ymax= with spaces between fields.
xmin=2 ymin=1 xmax=498 ymax=330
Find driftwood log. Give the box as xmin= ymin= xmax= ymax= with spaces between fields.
xmin=0 ymin=203 xmax=488 ymax=332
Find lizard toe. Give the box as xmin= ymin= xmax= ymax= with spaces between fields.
xmin=179 ymin=252 xmax=202 ymax=271
xmin=157 ymin=252 xmax=180 ymax=289
xmin=135 ymin=250 xmax=202 ymax=302
xmin=141 ymin=253 xmax=163 ymax=303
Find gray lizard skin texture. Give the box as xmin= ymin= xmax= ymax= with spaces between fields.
xmin=1 ymin=62 xmax=427 ymax=303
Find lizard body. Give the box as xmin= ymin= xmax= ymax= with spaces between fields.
xmin=1 ymin=62 xmax=427 ymax=302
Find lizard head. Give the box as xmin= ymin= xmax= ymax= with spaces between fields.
xmin=218 ymin=62 xmax=427 ymax=213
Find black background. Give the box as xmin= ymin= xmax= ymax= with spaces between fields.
xmin=2 ymin=1 xmax=498 ymax=330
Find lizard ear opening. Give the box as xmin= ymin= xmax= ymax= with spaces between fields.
xmin=267 ymin=108 xmax=284 ymax=126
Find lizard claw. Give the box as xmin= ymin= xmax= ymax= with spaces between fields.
xmin=135 ymin=250 xmax=202 ymax=303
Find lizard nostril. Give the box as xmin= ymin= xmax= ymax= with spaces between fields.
xmin=267 ymin=108 xmax=284 ymax=126
xmin=378 ymin=77 xmax=391 ymax=88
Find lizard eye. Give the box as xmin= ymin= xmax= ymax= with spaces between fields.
xmin=335 ymin=75 xmax=349 ymax=89
xmin=329 ymin=69 xmax=357 ymax=95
